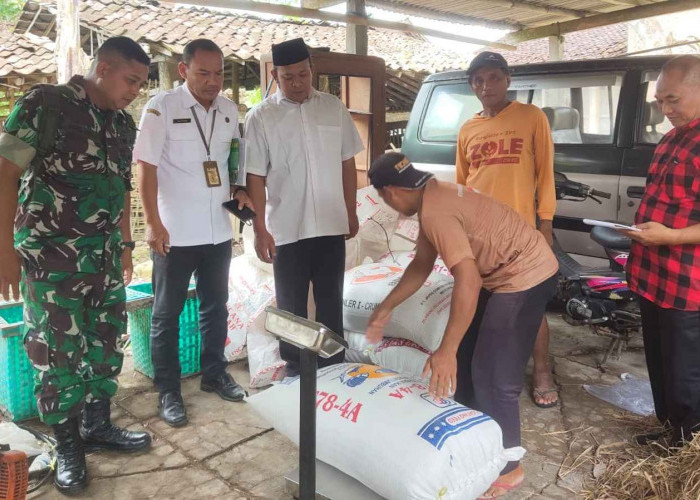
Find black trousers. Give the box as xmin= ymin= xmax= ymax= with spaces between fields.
xmin=454 ymin=275 xmax=557 ymax=475
xmin=639 ymin=296 xmax=700 ymax=441
xmin=273 ymin=236 xmax=345 ymax=369
xmin=150 ymin=240 xmax=232 ymax=394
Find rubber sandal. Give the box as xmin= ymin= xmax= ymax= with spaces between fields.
xmin=532 ymin=387 xmax=558 ymax=408
xmin=477 ymin=478 xmax=525 ymax=499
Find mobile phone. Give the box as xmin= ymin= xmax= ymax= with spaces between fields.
xmin=222 ymin=200 xmax=256 ymax=223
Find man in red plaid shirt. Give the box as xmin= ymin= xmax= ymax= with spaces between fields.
xmin=621 ymin=55 xmax=700 ymax=446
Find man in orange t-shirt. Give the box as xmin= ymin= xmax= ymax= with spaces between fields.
xmin=456 ymin=51 xmax=558 ymax=410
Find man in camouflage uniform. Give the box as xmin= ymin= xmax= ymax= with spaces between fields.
xmin=0 ymin=37 xmax=152 ymax=494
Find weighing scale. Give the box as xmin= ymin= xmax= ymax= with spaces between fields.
xmin=264 ymin=307 xmax=385 ymax=500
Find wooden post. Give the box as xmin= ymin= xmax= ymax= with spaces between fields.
xmin=158 ymin=60 xmax=172 ymax=90
xmin=231 ymin=61 xmax=241 ymax=104
xmin=548 ymin=35 xmax=564 ymax=61
xmin=346 ymin=0 xmax=368 ymax=56
xmin=55 ymin=0 xmax=83 ymax=83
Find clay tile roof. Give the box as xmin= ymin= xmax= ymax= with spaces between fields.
xmin=0 ymin=28 xmax=56 ymax=78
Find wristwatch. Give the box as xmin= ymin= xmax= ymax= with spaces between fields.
xmin=122 ymin=241 xmax=136 ymax=250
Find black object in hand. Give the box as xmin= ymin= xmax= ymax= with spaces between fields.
xmin=222 ymin=200 xmax=257 ymax=223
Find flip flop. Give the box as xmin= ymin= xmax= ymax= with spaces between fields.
xmin=477 ymin=478 xmax=525 ymax=499
xmin=532 ymin=387 xmax=559 ymax=408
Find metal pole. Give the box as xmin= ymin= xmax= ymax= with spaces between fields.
xmin=299 ymin=349 xmax=317 ymax=499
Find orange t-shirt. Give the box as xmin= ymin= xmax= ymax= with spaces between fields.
xmin=420 ymin=180 xmax=558 ymax=293
xmin=455 ymin=101 xmax=556 ymax=227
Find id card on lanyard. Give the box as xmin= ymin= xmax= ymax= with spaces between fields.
xmin=191 ymin=107 xmax=221 ymax=187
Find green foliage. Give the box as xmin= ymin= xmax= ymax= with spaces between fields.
xmin=0 ymin=0 xmax=25 ymax=23
xmin=241 ymin=87 xmax=262 ymax=108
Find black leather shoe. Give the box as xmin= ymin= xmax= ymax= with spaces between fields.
xmin=52 ymin=418 xmax=88 ymax=495
xmin=201 ymin=373 xmax=246 ymax=402
xmin=80 ymin=400 xmax=151 ymax=452
xmin=159 ymin=392 xmax=188 ymax=427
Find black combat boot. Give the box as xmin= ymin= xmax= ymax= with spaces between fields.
xmin=52 ymin=418 xmax=88 ymax=495
xmin=80 ymin=399 xmax=151 ymax=452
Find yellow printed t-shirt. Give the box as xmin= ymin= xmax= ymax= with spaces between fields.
xmin=455 ymin=101 xmax=556 ymax=227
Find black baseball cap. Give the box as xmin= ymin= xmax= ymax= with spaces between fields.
xmin=369 ymin=153 xmax=434 ymax=190
xmin=467 ymin=51 xmax=509 ymax=78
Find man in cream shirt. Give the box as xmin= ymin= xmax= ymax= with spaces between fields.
xmin=245 ymin=38 xmax=364 ymax=374
xmin=134 ymin=39 xmax=251 ymax=427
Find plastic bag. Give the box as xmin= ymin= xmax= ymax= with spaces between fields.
xmin=583 ymin=373 xmax=655 ymax=416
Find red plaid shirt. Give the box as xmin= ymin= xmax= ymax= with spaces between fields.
xmin=627 ymin=118 xmax=700 ymax=310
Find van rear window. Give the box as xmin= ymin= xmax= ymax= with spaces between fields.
xmin=420 ymin=84 xmax=482 ymax=142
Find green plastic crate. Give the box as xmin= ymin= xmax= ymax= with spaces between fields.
xmin=0 ymin=302 xmax=38 ymax=421
xmin=127 ymin=282 xmax=201 ymax=378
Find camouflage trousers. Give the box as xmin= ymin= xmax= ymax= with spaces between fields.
xmin=20 ymin=257 xmax=126 ymax=425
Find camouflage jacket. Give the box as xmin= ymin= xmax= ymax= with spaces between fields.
xmin=1 ymin=76 xmax=137 ymax=274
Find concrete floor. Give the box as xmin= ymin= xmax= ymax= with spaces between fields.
xmin=23 ymin=311 xmax=650 ymax=500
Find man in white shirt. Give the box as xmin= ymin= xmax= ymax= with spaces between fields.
xmin=245 ymin=38 xmax=364 ymax=373
xmin=134 ymin=39 xmax=252 ymax=427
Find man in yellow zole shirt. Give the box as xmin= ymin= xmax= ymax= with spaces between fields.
xmin=456 ymin=52 xmax=558 ymax=411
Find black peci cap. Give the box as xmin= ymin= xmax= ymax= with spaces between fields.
xmin=272 ymin=38 xmax=311 ymax=66
xmin=466 ymin=51 xmax=509 ymax=78
xmin=369 ymin=153 xmax=434 ymax=190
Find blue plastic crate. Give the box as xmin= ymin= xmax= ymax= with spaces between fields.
xmin=0 ymin=302 xmax=37 ymax=421
xmin=126 ymin=282 xmax=201 ymax=378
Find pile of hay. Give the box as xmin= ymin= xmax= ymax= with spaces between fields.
xmin=582 ymin=414 xmax=700 ymax=499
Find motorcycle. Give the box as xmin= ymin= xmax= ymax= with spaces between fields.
xmin=553 ymin=172 xmax=641 ymax=369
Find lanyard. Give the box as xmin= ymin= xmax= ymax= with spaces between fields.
xmin=190 ymin=107 xmax=217 ymax=160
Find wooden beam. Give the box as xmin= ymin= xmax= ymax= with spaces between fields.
xmin=505 ymin=0 xmax=700 ymax=43
xmin=148 ymin=44 xmax=173 ymax=57
xmin=594 ymin=0 xmax=642 ymax=7
xmin=387 ymin=74 xmax=420 ymax=94
xmin=386 ymin=80 xmax=416 ymax=100
xmin=625 ymin=38 xmax=700 ymax=56
xmin=387 ymin=75 xmax=420 ymax=93
xmin=367 ymin=0 xmax=521 ymax=30
xmin=452 ymin=0 xmax=599 ymax=20
xmin=42 ymin=19 xmax=56 ymax=37
xmin=25 ymin=6 xmax=42 ymax=33
xmin=301 ymin=0 xmax=342 ymax=8
xmin=181 ymin=0 xmax=517 ymax=49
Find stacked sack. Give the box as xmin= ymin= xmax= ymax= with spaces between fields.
xmin=343 ymin=251 xmax=455 ymax=378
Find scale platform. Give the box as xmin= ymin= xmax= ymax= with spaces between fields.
xmin=285 ymin=460 xmax=385 ymax=500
